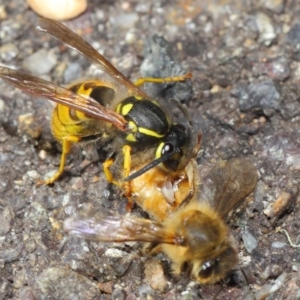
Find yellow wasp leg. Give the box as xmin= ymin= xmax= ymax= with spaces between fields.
xmin=122 ymin=145 xmax=131 ymax=178
xmin=103 ymin=158 xmax=119 ymax=185
xmin=37 ymin=135 xmax=81 ymax=186
xmin=102 ymin=146 xmax=131 ymax=185
xmin=133 ymin=72 xmax=192 ymax=87
xmin=122 ymin=145 xmax=134 ymax=211
xmin=103 ymin=145 xmax=134 ymax=211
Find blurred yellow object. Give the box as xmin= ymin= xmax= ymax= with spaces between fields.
xmin=27 ymin=0 xmax=87 ymax=21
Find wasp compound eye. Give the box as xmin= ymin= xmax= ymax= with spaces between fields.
xmin=162 ymin=142 xmax=174 ymax=155
xmin=158 ymin=124 xmax=187 ymax=172
xmin=160 ymin=142 xmax=179 ymax=171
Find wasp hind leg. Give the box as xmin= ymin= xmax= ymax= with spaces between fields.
xmin=133 ymin=72 xmax=192 ymax=87
xmin=37 ymin=135 xmax=81 ymax=186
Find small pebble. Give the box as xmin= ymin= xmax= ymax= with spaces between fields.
xmin=27 ymin=0 xmax=87 ymax=21
xmin=144 ymin=260 xmax=167 ymax=292
xmin=22 ymin=49 xmax=57 ymax=76
xmin=256 ymin=12 xmax=276 ymax=46
xmin=0 ymin=43 xmax=19 ymax=62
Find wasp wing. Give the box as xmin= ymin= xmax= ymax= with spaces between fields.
xmin=0 ymin=66 xmax=128 ymax=131
xmin=64 ymin=214 xmax=176 ymax=244
xmin=37 ymin=18 xmax=148 ymax=99
xmin=198 ymin=158 xmax=258 ymax=218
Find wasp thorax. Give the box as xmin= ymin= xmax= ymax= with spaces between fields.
xmin=118 ymin=97 xmax=170 ymax=144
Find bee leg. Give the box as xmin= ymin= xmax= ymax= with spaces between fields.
xmin=37 ymin=135 xmax=80 ymax=186
xmin=144 ymin=242 xmax=163 ymax=256
xmin=122 ymin=145 xmax=134 ymax=211
xmin=177 ymin=159 xmax=199 ymax=209
xmin=133 ymin=72 xmax=192 ymax=87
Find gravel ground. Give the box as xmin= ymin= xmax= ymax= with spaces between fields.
xmin=1 ymin=0 xmax=300 ymax=299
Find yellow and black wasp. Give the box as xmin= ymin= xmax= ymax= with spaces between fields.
xmin=0 ymin=18 xmax=196 ymax=206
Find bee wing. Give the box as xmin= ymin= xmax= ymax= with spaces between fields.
xmin=198 ymin=158 xmax=258 ymax=218
xmin=37 ymin=18 xmax=148 ymax=99
xmin=0 ymin=66 xmax=128 ymax=131
xmin=64 ymin=214 xmax=176 ymax=244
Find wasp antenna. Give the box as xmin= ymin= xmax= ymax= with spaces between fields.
xmin=170 ymin=98 xmax=192 ymax=129
xmin=124 ymin=148 xmax=180 ymax=182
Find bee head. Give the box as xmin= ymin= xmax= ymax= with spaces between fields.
xmin=192 ymin=243 xmax=238 ymax=284
xmin=168 ymin=205 xmax=239 ymax=285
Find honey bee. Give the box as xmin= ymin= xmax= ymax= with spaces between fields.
xmin=0 ymin=18 xmax=193 ymax=193
xmin=64 ymin=158 xmax=258 ymax=284
xmin=122 ymin=134 xmax=201 ymax=222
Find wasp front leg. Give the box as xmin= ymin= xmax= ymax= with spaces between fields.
xmin=37 ymin=135 xmax=81 ymax=186
xmin=122 ymin=145 xmax=134 ymax=210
